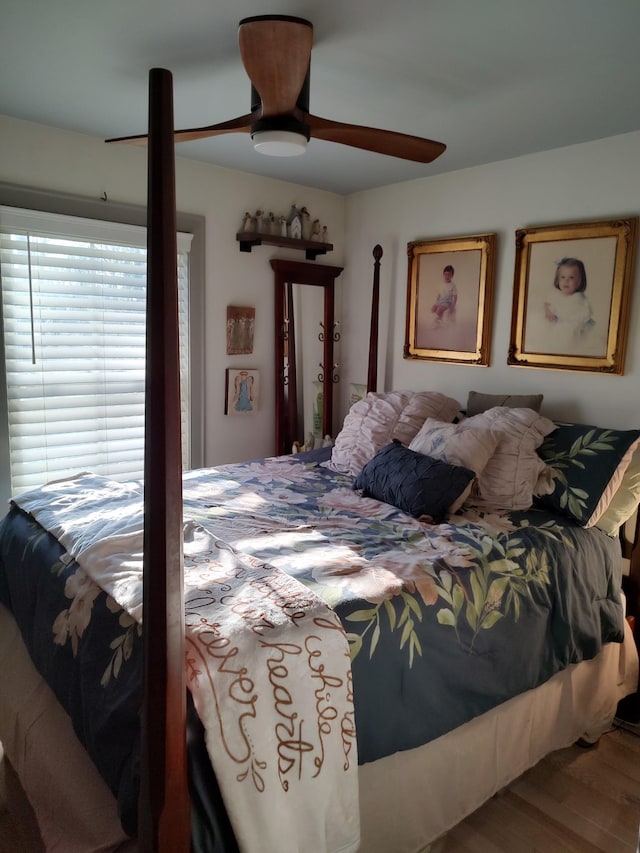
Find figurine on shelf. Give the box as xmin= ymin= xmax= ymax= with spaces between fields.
xmin=278 ymin=215 xmax=288 ymax=237
xmin=287 ymin=204 xmax=303 ymax=240
xmin=254 ymin=209 xmax=264 ymax=232
xmin=267 ymin=211 xmax=276 ymax=234
xmin=321 ymin=225 xmax=329 ymax=243
xmin=300 ymin=206 xmax=311 ymax=240
xmin=310 ymin=219 xmax=321 ymax=240
xmin=241 ymin=211 xmax=253 ymax=233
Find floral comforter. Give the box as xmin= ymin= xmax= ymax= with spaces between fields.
xmin=0 ymin=450 xmax=625 ymax=847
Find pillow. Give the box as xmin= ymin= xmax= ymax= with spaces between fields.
xmin=327 ymin=390 xmax=461 ymax=477
xmin=595 ymin=444 xmax=640 ymax=536
xmin=353 ymin=441 xmax=475 ymax=522
xmin=464 ymin=407 xmax=556 ymax=511
xmin=409 ymin=417 xmax=501 ymax=477
xmin=534 ymin=422 xmax=640 ymax=527
xmin=466 ymin=391 xmax=543 ymax=417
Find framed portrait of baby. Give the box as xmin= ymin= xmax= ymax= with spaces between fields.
xmin=508 ymin=217 xmax=638 ymax=374
xmin=404 ymin=233 xmax=497 ymax=365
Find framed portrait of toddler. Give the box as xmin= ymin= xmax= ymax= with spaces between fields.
xmin=404 ymin=232 xmax=497 ymax=366
xmin=508 ymin=217 xmax=637 ymax=374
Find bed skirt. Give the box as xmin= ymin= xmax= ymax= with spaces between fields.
xmin=0 ymin=601 xmax=636 ymax=853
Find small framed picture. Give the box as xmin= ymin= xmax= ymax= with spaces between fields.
xmin=226 ymin=306 xmax=255 ymax=355
xmin=508 ymin=217 xmax=638 ymax=374
xmin=404 ymin=233 xmax=497 ymax=365
xmin=225 ymin=368 xmax=259 ymax=415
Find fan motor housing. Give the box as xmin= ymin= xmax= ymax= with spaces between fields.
xmin=251 ymin=114 xmax=310 ymax=142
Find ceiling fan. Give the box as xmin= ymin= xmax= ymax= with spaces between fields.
xmin=107 ymin=14 xmax=446 ymax=164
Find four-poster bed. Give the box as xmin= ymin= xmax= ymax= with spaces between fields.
xmin=1 ymin=69 xmax=640 ymax=853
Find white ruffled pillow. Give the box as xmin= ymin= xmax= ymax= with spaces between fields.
xmin=326 ymin=390 xmax=461 ymax=477
xmin=464 ymin=407 xmax=556 ymax=511
xmin=409 ymin=417 xmax=501 ymax=477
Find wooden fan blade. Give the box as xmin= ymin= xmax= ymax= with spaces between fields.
xmin=306 ymin=114 xmax=446 ymax=163
xmin=106 ymin=113 xmax=255 ymax=146
xmin=173 ymin=113 xmax=254 ymax=143
xmin=238 ymin=15 xmax=312 ymax=117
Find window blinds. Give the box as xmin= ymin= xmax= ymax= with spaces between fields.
xmin=0 ymin=206 xmax=192 ymax=493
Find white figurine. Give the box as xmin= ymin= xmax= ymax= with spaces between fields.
xmin=321 ymin=225 xmax=328 ymax=243
xmin=267 ymin=211 xmax=276 ymax=233
xmin=300 ymin=206 xmax=311 ymax=240
xmin=310 ymin=219 xmax=321 ymax=240
xmin=254 ymin=209 xmax=264 ymax=232
xmin=279 ymin=215 xmax=288 ymax=237
xmin=241 ymin=211 xmax=253 ymax=232
xmin=287 ymin=204 xmax=304 ymax=239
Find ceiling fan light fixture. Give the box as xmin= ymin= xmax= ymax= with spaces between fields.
xmin=252 ymin=129 xmax=308 ymax=156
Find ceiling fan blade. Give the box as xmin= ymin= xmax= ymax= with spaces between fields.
xmin=106 ymin=113 xmax=255 ymax=146
xmin=306 ymin=114 xmax=446 ymax=163
xmin=173 ymin=113 xmax=254 ymax=143
xmin=238 ymin=15 xmax=313 ymax=117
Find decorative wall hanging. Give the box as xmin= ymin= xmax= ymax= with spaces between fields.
xmin=225 ymin=368 xmax=259 ymax=415
xmin=508 ymin=216 xmax=638 ymax=374
xmin=226 ymin=306 xmax=255 ymax=355
xmin=404 ymin=233 xmax=496 ymax=365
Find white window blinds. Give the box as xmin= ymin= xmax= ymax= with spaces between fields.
xmin=0 ymin=206 xmax=193 ymax=493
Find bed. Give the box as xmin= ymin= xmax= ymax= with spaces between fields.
xmin=1 ymin=69 xmax=639 ymax=853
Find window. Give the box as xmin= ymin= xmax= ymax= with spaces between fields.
xmin=0 ymin=205 xmax=193 ymax=494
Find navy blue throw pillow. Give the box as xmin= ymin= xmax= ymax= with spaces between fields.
xmin=353 ymin=440 xmax=475 ymax=522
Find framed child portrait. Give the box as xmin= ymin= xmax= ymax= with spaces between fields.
xmin=508 ymin=217 xmax=638 ymax=374
xmin=404 ymin=233 xmax=496 ymax=365
xmin=225 ymin=368 xmax=259 ymax=415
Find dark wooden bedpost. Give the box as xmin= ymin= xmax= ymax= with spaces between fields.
xmin=139 ymin=67 xmax=190 ymax=852
xmin=367 ymin=244 xmax=383 ymax=393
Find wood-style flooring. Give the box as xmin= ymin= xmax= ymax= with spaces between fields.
xmin=438 ymin=724 xmax=640 ymax=852
xmin=1 ymin=725 xmax=639 ymax=852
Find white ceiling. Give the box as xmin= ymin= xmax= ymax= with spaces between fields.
xmin=3 ymin=0 xmax=640 ymax=195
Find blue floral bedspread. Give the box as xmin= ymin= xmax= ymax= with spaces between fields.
xmin=0 ymin=450 xmax=625 ymax=836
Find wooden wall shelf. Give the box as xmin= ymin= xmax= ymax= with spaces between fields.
xmin=236 ymin=231 xmax=333 ymax=260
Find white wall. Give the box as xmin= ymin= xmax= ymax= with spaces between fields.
xmin=1 ymin=114 xmax=639 ymax=472
xmin=0 ymin=114 xmax=346 ymax=466
xmin=341 ymin=131 xmax=640 ymax=430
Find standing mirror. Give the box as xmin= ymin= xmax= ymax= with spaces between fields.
xmin=271 ymin=258 xmax=344 ymax=456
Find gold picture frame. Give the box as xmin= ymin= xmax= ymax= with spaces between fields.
xmin=404 ymin=233 xmax=496 ymax=365
xmin=508 ymin=217 xmax=638 ymax=374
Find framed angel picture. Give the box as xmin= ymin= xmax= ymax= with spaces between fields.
xmin=225 ymin=368 xmax=259 ymax=416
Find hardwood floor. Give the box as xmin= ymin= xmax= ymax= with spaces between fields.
xmin=440 ymin=725 xmax=640 ymax=853
xmin=1 ymin=726 xmax=639 ymax=852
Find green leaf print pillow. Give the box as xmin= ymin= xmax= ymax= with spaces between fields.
xmin=535 ymin=422 xmax=640 ymax=527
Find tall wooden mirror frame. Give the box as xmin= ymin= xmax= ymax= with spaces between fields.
xmin=270 ymin=258 xmax=344 ymax=456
